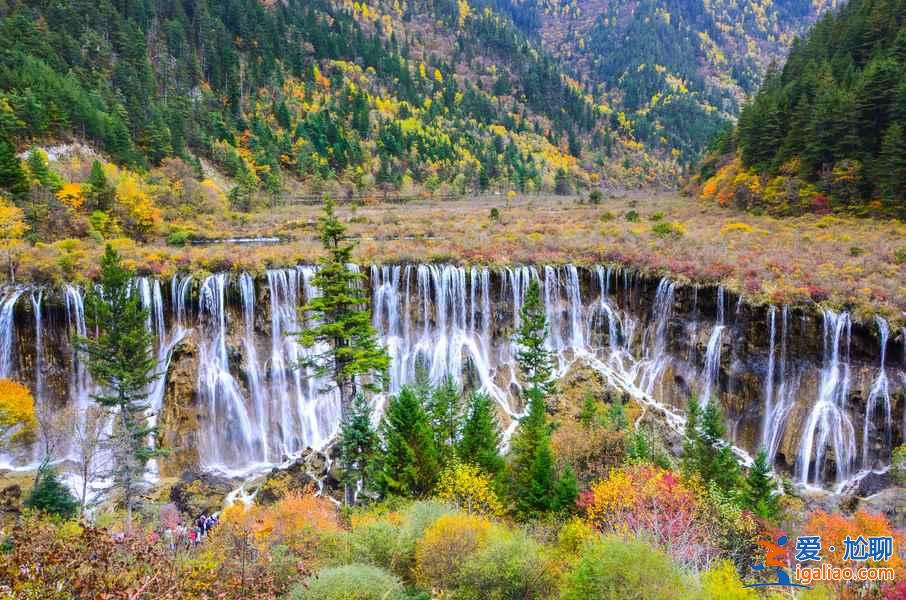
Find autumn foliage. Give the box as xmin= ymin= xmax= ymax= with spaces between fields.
xmin=434 ymin=462 xmax=504 ymax=517
xmin=0 ymin=378 xmax=36 ymax=445
xmin=414 ymin=512 xmax=492 ymax=589
xmin=579 ymin=464 xmax=721 ymax=569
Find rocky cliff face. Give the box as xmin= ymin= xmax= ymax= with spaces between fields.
xmin=0 ymin=265 xmax=901 ymax=497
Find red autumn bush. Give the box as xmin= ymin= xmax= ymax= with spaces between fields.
xmin=579 ymin=464 xmax=721 ymax=569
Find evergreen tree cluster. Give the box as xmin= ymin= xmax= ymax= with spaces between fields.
xmin=734 ymin=0 xmax=906 ymax=213
xmin=338 ymin=279 xmax=578 ymax=516
xmin=681 ymin=398 xmax=780 ymax=520
xmin=0 ymin=0 xmax=611 ymax=194
xmin=339 ymin=377 xmax=505 ymax=500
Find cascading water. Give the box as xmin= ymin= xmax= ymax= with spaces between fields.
xmin=30 ymin=290 xmax=44 ymax=412
xmin=796 ymin=310 xmax=857 ymax=488
xmin=699 ymin=288 xmax=727 ymax=402
xmin=239 ymin=272 xmax=269 ymax=464
xmin=0 ymin=265 xmax=902 ymax=496
xmin=862 ymin=316 xmax=892 ymax=470
xmin=699 ymin=325 xmax=725 ymax=403
xmin=636 ymin=278 xmax=676 ymax=394
xmin=197 ymin=273 xmax=258 ymax=470
xmin=0 ymin=288 xmax=23 ymax=377
xmin=64 ymin=285 xmax=93 ymax=421
xmin=140 ymin=277 xmax=189 ymax=479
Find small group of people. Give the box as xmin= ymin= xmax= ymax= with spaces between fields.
xmin=160 ymin=512 xmax=219 ymax=552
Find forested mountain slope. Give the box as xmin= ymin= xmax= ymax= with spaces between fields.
xmin=493 ymin=0 xmax=837 ymax=162
xmin=0 ymin=0 xmax=688 ymax=198
xmin=693 ymin=0 xmax=906 ymax=217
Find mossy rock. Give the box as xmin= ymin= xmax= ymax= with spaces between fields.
xmin=169 ymin=471 xmax=233 ymax=517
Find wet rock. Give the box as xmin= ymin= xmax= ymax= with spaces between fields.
xmin=158 ymin=335 xmax=201 ymax=477
xmin=852 ymin=471 xmax=891 ymax=498
xmin=170 ymin=471 xmax=233 ymax=517
xmin=0 ymin=484 xmax=22 ymax=515
xmin=857 ymin=487 xmax=906 ymax=528
xmin=256 ymin=448 xmax=333 ymax=505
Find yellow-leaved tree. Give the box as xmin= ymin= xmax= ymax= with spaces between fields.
xmin=0 ymin=195 xmax=26 ymax=282
xmin=435 ymin=462 xmax=504 ymax=516
xmin=114 ymin=169 xmax=161 ymax=241
xmin=0 ymin=378 xmax=37 ymax=447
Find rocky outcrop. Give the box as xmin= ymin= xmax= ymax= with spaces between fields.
xmin=0 ymin=484 xmax=22 ymax=517
xmin=169 ymin=471 xmax=234 ymax=517
xmin=158 ymin=334 xmax=201 ymax=477
xmin=255 ymin=447 xmax=341 ymax=505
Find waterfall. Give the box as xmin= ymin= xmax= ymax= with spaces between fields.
xmin=761 ymin=306 xmax=777 ymax=452
xmin=0 ymin=288 xmax=23 ymax=377
xmin=139 ymin=277 xmax=187 ymax=479
xmin=636 ymin=278 xmax=676 ymax=394
xmin=564 ymin=265 xmax=585 ymax=351
xmin=239 ymin=272 xmax=269 ymax=463
xmin=700 ymin=325 xmax=724 ymax=403
xmin=30 ymin=290 xmax=44 ymax=412
xmin=64 ymin=285 xmax=93 ymax=418
xmin=716 ymin=286 xmax=725 ymax=326
xmin=796 ymin=310 xmax=856 ymax=487
xmin=197 ymin=273 xmax=257 ymax=470
xmin=0 ymin=265 xmax=902 ymax=496
xmin=862 ymin=316 xmax=892 ymax=470
xmin=588 ymin=266 xmax=621 ymax=354
xmin=698 ymin=287 xmax=726 ymax=403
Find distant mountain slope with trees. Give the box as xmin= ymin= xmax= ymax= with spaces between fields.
xmin=490 ymin=0 xmax=837 ymax=164
xmin=693 ymin=0 xmax=906 ymax=217
xmin=0 ymin=0 xmax=689 ymax=199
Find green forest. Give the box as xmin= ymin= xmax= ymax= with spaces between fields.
xmin=0 ymin=0 xmax=630 ymax=197
xmin=698 ymin=0 xmax=906 ymax=216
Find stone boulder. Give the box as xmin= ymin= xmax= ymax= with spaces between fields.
xmin=256 ymin=447 xmax=340 ymax=505
xmin=0 ymin=484 xmax=22 ymax=516
xmin=169 ymin=471 xmax=234 ymax=517
xmin=856 ymin=486 xmax=906 ymax=529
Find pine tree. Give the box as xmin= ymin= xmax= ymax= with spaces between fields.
xmin=456 ymin=391 xmax=504 ymax=476
xmin=606 ymin=399 xmax=628 ymax=431
xmin=26 ymin=148 xmax=55 ymax=189
xmin=514 ymin=280 xmax=554 ymax=396
xmin=297 ymin=195 xmax=389 ymax=417
xmin=375 ymin=386 xmax=440 ymax=497
xmin=683 ymin=397 xmax=740 ymax=494
xmin=25 ymin=465 xmax=78 ymax=519
xmin=86 ymin=160 xmax=114 ymax=212
xmin=508 ymin=278 xmax=564 ymax=515
xmin=521 ymin=441 xmax=557 ymax=513
xmin=681 ymin=397 xmax=702 ymax=477
xmin=879 ymin=123 xmax=906 ymax=205
xmin=554 ymin=464 xmax=578 ymax=511
xmin=745 ymin=449 xmax=780 ymax=520
xmin=0 ymin=136 xmax=28 ymax=199
xmin=338 ymin=394 xmax=379 ymax=501
xmin=80 ymin=244 xmax=159 ymax=527
xmin=578 ymin=394 xmax=598 ymax=427
xmin=427 ymin=376 xmax=460 ymax=461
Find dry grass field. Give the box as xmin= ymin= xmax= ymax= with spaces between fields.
xmin=14 ymin=192 xmax=906 ymax=324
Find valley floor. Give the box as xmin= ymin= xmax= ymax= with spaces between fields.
xmin=24 ymin=192 xmax=906 ymax=325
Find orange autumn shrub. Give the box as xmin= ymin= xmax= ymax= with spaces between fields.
xmin=217 ymin=490 xmax=339 ymax=561
xmin=799 ymin=510 xmax=903 ymax=572
xmin=797 ymin=510 xmax=904 ymax=599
